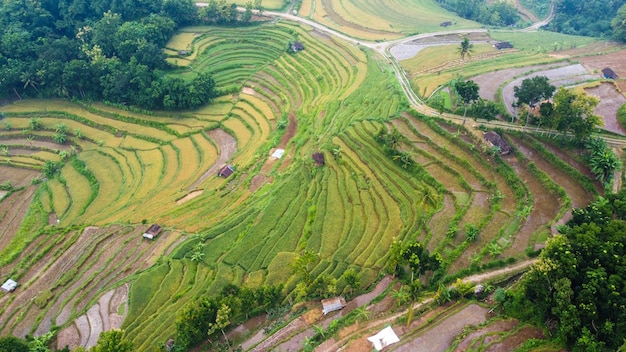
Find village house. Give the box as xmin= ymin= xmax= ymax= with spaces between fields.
xmin=483 ymin=131 xmax=511 ymax=155
xmin=1 ymin=279 xmax=18 ymax=292
xmin=217 ymin=164 xmax=235 ymax=178
xmin=142 ymin=224 xmax=163 ymax=240
xmin=321 ymin=296 xmax=347 ymax=315
xmin=290 ymin=41 xmax=305 ymax=53
xmin=312 ymin=152 xmax=325 ymax=166
xmin=601 ymin=67 xmax=618 ymax=80
xmin=493 ymin=41 xmax=513 ymax=50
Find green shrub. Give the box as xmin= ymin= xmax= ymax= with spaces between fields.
xmin=618 ymin=103 xmax=626 ymax=130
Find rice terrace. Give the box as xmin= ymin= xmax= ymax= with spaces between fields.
xmin=1 ymin=0 xmax=626 ymax=351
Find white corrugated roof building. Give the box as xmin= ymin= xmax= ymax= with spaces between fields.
xmin=1 ymin=279 xmax=18 ymax=292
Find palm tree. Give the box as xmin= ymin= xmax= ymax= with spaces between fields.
xmin=458 ymin=37 xmax=474 ymax=61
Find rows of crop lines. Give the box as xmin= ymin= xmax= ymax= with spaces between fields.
xmin=117 ymin=22 xmax=416 ymax=346
xmin=302 ymin=0 xmax=479 ymax=41
xmin=390 ymin=115 xmax=519 ymax=269
xmin=151 ymin=22 xmax=370 ymax=230
xmin=173 ymin=25 xmax=295 ymax=88
xmin=0 ymin=104 xmax=214 ymax=226
xmin=0 ymin=222 xmax=177 ymax=340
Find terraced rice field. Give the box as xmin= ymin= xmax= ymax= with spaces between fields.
xmin=0 ymin=16 xmax=608 ymax=352
xmin=298 ymin=0 xmax=479 ymax=41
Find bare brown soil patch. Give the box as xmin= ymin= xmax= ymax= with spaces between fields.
xmin=578 ymin=48 xmax=626 ymax=78
xmin=472 ymin=62 xmax=570 ymax=101
xmin=484 ymin=325 xmax=545 ymax=352
xmin=585 ymin=83 xmax=626 ymax=135
xmin=394 ymin=304 xmax=490 ymax=352
xmin=279 ymin=113 xmax=297 ymax=149
xmin=175 ymin=189 xmax=204 ymax=205
xmin=249 ymin=174 xmax=270 ymax=192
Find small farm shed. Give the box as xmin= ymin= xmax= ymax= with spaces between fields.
xmin=271 ymin=149 xmax=285 ymax=159
xmin=321 ymin=296 xmax=347 ymax=315
xmin=291 ymin=41 xmax=304 ymax=52
xmin=178 ymin=50 xmax=189 ymax=56
xmin=493 ymin=41 xmax=513 ymax=50
xmin=484 ymin=131 xmax=511 ymax=155
xmin=142 ymin=224 xmax=163 ymax=240
xmin=218 ymin=164 xmax=235 ymax=178
xmin=602 ymin=67 xmax=618 ymax=80
xmin=312 ymin=152 xmax=325 ymax=166
xmin=367 ymin=326 xmax=400 ymax=351
xmin=440 ymin=21 xmax=452 ymax=27
xmin=1 ymin=279 xmax=18 ymax=292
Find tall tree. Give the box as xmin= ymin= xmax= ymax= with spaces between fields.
xmin=513 ymin=76 xmax=556 ymax=109
xmin=458 ymin=37 xmax=474 ymax=61
xmin=454 ymin=79 xmax=479 ymax=120
xmin=208 ymin=303 xmax=232 ymax=347
xmin=612 ymin=3 xmax=626 ymax=42
xmin=552 ymin=87 xmax=602 ymax=142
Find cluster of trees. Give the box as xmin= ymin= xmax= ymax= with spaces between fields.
xmin=175 ymin=284 xmax=283 ymax=350
xmin=546 ymin=0 xmax=626 ymax=39
xmin=506 ymin=191 xmax=626 ymax=351
xmin=452 ymin=79 xmax=503 ymax=121
xmin=199 ymin=0 xmax=263 ymax=24
xmin=0 ymin=0 xmax=223 ymax=110
xmin=290 ymin=250 xmax=361 ymax=301
xmin=514 ymin=76 xmax=602 ymax=142
xmin=435 ymin=0 xmax=520 ymax=26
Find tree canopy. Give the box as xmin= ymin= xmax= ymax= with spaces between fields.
xmin=547 ymin=0 xmax=626 ymax=38
xmin=0 ymin=0 xmax=231 ymax=110
xmin=434 ymin=0 xmax=520 ymax=26
xmin=457 ymin=37 xmax=474 ymax=61
xmin=513 ymin=191 xmax=626 ymax=351
xmin=454 ymin=79 xmax=480 ymax=119
xmin=513 ymin=76 xmax=556 ymax=109
xmin=612 ymin=3 xmax=626 ymax=42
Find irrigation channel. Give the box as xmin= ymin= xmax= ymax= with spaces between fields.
xmin=244 ymin=4 xmax=626 ymax=148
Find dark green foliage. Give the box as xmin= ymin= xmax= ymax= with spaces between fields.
xmin=513 ymin=76 xmax=556 ymax=109
xmin=454 ymin=80 xmax=479 ymax=119
xmin=198 ymin=0 xmax=261 ymax=25
xmin=510 ymin=193 xmax=626 ymax=351
xmin=0 ymin=0 xmax=220 ymax=110
xmin=175 ymin=284 xmax=284 ymax=350
xmin=0 ymin=336 xmax=29 ymax=352
xmin=467 ymin=98 xmax=502 ymax=121
xmin=434 ymin=0 xmax=520 ymax=26
xmin=613 ymin=4 xmax=626 ymax=42
xmin=585 ymin=138 xmax=621 ymax=187
xmin=92 ymin=329 xmax=134 ymax=352
xmin=547 ymin=0 xmax=626 ymax=38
